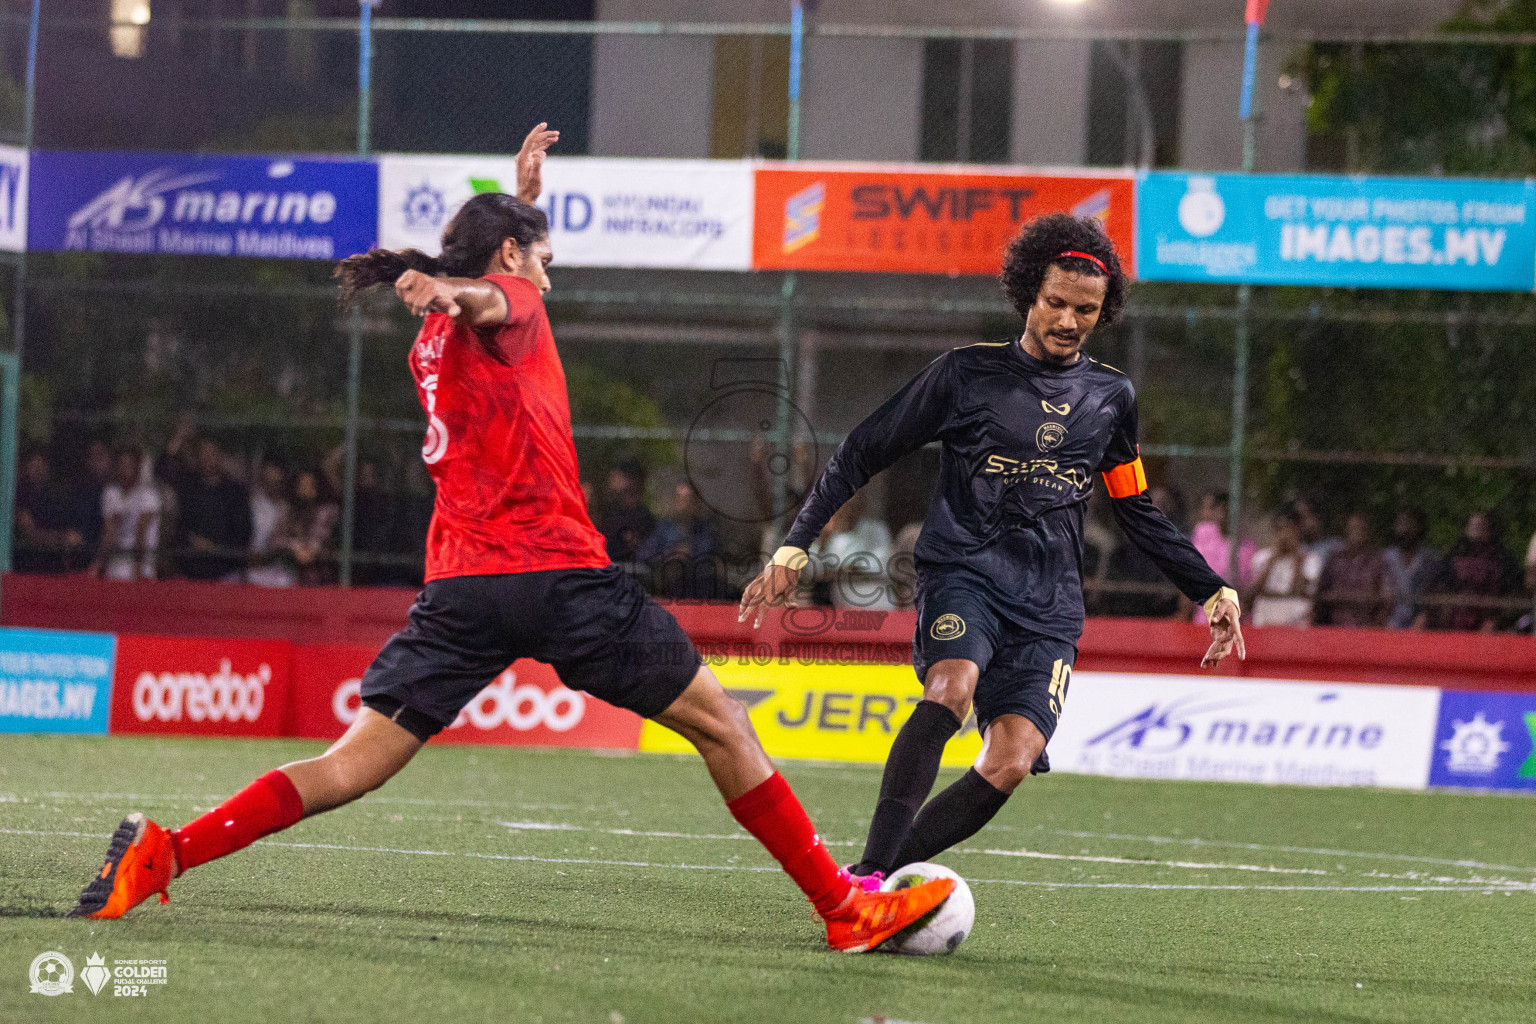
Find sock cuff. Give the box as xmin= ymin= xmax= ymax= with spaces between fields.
xmin=726 ymin=771 xmax=791 ymax=821
xmin=962 ymin=767 xmax=1010 ymax=800
xmin=913 ymin=699 xmax=964 ymax=732
xmin=258 ymin=769 xmax=306 ymax=826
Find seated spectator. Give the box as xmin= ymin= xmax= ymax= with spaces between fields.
xmin=270 ymin=470 xmax=339 ymax=587
xmin=1438 ymin=511 xmax=1518 ymax=632
xmin=247 ymin=461 xmax=294 ymax=587
xmin=888 ymin=521 xmax=922 ymax=609
xmin=15 ymin=450 xmax=88 ymax=573
xmin=1293 ymin=497 xmax=1343 ymax=565
xmin=1100 ymin=484 xmax=1184 ymax=619
xmin=1313 ymin=512 xmax=1389 ymax=627
xmin=349 ymin=460 xmax=399 ymax=586
xmin=1246 ymin=510 xmax=1323 ymax=628
xmin=174 ymin=438 xmax=252 ymax=581
xmin=97 ymin=447 xmax=161 ymax=581
xmin=810 ymin=490 xmax=894 ymax=611
xmin=1383 ymin=509 xmax=1442 ymax=630
xmin=598 ymin=458 xmax=656 ymax=564
xmin=640 ymin=482 xmax=725 ymax=599
xmin=69 ymin=439 xmax=114 ymax=555
xmin=1187 ymin=490 xmax=1255 ymax=623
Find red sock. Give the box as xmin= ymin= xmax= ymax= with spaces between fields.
xmin=727 ymin=772 xmax=852 ymax=917
xmin=171 ymin=769 xmax=306 ymax=873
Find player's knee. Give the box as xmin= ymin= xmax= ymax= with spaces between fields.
xmin=922 ymin=662 xmax=978 ymax=721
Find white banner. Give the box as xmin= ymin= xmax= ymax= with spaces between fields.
xmin=0 ymin=144 xmax=26 ymax=252
xmin=378 ymin=155 xmax=753 ymax=270
xmin=1050 ymin=673 xmax=1441 ymax=790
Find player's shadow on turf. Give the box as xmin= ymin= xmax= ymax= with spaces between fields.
xmin=0 ymin=904 xmax=66 ymax=917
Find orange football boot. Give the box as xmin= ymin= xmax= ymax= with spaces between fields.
xmin=823 ymin=875 xmax=955 ymax=953
xmin=69 ymin=813 xmax=175 ymax=919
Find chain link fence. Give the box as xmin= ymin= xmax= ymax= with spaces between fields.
xmin=10 ymin=11 xmax=1536 ymax=633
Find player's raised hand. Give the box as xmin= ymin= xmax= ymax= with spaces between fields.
xmin=517 ymin=122 xmax=559 ymax=204
xmin=1200 ymin=597 xmax=1246 ymax=669
xmin=395 ymin=269 xmax=461 ymax=318
xmin=737 ymin=562 xmax=802 ymax=629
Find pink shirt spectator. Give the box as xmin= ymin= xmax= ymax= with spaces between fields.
xmin=1190 ymin=521 xmax=1255 ymax=624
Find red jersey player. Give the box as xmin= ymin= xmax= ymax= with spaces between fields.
xmin=68 ymin=123 xmax=951 ymax=952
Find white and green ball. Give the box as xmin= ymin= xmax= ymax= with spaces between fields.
xmin=879 ymin=862 xmax=974 ymax=955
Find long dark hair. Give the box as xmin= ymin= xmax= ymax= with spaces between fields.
xmin=334 ymin=192 xmax=549 ymax=309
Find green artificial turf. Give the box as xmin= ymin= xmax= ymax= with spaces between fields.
xmin=1 ymin=735 xmax=1533 ymax=1023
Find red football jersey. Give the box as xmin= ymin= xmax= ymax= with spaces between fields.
xmin=409 ymin=274 xmax=609 ymax=581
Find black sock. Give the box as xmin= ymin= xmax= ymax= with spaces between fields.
xmin=853 ymin=700 xmax=961 ymax=876
xmin=894 ymin=768 xmax=1010 ymax=867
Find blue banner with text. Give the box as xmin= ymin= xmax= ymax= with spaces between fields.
xmin=1136 ymin=171 xmax=1536 ymax=291
xmin=28 ymin=151 xmax=377 ymax=260
xmin=0 ymin=627 xmax=117 ymax=735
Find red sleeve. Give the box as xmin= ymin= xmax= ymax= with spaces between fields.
xmin=479 ymin=274 xmax=542 ymax=362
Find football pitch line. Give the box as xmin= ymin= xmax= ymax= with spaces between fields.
xmin=7 ymin=826 xmax=1536 ymax=895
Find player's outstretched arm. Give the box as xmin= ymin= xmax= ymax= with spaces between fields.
xmin=738 ymin=548 xmax=806 ymax=628
xmin=516 ymin=122 xmax=559 ymax=204
xmin=393 ymin=269 xmax=509 ymax=327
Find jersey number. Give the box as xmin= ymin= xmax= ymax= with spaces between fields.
xmin=420 ymin=374 xmax=449 ymax=465
xmin=1048 ymin=659 xmax=1072 ymax=717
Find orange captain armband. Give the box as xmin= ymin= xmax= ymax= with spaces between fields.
xmin=1101 ymin=457 xmax=1148 ymax=499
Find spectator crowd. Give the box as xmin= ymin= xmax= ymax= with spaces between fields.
xmin=14 ymin=431 xmax=1536 ymax=634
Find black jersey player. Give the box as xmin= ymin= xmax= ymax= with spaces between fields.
xmin=738 ymin=213 xmax=1245 ymax=884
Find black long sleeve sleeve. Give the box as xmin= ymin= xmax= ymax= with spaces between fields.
xmin=783 ymin=353 xmax=953 ymax=551
xmin=1099 ymin=390 xmax=1228 ymax=604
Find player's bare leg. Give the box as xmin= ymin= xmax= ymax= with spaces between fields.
xmin=892 ymin=713 xmax=1044 ymax=868
xmin=653 ymin=664 xmax=955 ymax=952
xmin=848 ymin=659 xmax=976 ymax=883
xmin=71 ymin=710 xmax=422 ymax=919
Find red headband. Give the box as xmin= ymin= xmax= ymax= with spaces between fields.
xmin=1056 ymin=250 xmax=1109 ymax=275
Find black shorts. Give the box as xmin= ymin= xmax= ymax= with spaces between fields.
xmin=913 ymin=579 xmax=1076 ymax=742
xmin=361 ymin=566 xmax=702 ymax=741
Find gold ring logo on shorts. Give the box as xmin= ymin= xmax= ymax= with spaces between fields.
xmin=930 ymin=613 xmax=966 ymax=640
xmin=1036 ymin=422 xmax=1068 ymax=452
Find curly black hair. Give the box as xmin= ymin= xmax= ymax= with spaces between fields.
xmin=1000 ymin=212 xmax=1127 ymax=327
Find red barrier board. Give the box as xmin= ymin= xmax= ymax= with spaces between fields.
xmin=111 ymin=635 xmax=294 ymax=737
xmin=289 ymin=644 xmax=643 ymax=750
xmin=752 ymin=164 xmax=1136 ymax=276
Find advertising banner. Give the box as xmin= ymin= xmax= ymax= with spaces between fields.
xmin=639 ymin=659 xmax=981 ymax=766
xmin=0 ymin=144 xmax=26 ymax=252
xmin=1137 ymin=171 xmax=1536 ymax=291
xmin=379 ymin=155 xmax=754 ymax=270
xmin=751 ymin=164 xmax=1136 ymax=276
xmin=1429 ymin=689 xmax=1536 ymax=792
xmin=1048 ymin=673 xmax=1442 ymax=790
xmin=28 ymin=151 xmax=378 ymax=260
xmin=110 ymin=635 xmax=294 ymax=737
xmin=0 ymin=627 xmax=116 ymax=735
xmin=292 ymin=643 xmax=642 ymax=749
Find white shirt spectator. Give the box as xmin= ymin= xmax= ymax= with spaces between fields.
xmin=1249 ymin=546 xmax=1323 ymax=628
xmin=101 ymin=481 xmax=161 ymax=580
xmin=815 ymin=518 xmax=895 ymax=611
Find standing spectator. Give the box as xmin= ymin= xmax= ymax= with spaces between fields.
xmin=349 ymin=460 xmax=397 ymax=586
xmin=640 ymin=481 xmax=724 ymax=599
xmin=1186 ymin=490 xmax=1256 ymax=623
xmin=598 ymin=458 xmax=656 ymax=564
xmin=1383 ymin=508 xmax=1442 ymax=630
xmin=246 ymin=461 xmax=293 ymax=587
xmin=1313 ymin=512 xmax=1389 ymax=627
xmin=810 ymin=490 xmax=894 ymax=611
xmin=174 ymin=438 xmax=252 ymax=581
xmin=69 ymin=439 xmax=114 ymax=555
xmin=1293 ymin=497 xmax=1343 ymax=565
xmin=270 ymin=470 xmax=339 ymax=587
xmin=1246 ymin=510 xmax=1323 ymax=628
xmin=15 ymin=450 xmax=87 ymax=573
xmin=1439 ymin=511 xmax=1518 ymax=632
xmin=98 ymin=447 xmax=161 ymax=581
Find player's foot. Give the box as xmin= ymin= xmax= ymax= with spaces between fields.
xmin=842 ymin=864 xmax=884 ymax=892
xmin=68 ymin=813 xmax=175 ymax=919
xmin=823 ymin=876 xmax=955 ymax=953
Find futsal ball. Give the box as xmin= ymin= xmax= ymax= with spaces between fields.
xmin=879 ymin=862 xmax=974 ymax=955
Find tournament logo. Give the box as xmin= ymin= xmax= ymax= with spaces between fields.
xmin=29 ymin=951 xmax=74 ymax=996
xmin=1439 ymin=711 xmax=1510 ymax=775
xmin=80 ymin=953 xmax=110 ymax=996
xmin=1035 ymin=422 xmax=1068 ymax=452
xmin=930 ymin=613 xmax=966 ymax=641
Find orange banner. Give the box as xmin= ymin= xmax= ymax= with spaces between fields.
xmin=752 ymin=164 xmax=1136 ymax=276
